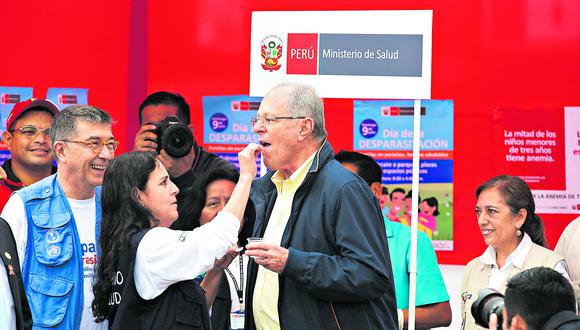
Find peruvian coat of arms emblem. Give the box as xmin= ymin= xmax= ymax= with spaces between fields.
xmin=261 ymin=36 xmax=283 ymax=72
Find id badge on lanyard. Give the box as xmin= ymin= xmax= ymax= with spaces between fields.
xmin=230 ymin=304 xmax=245 ymax=330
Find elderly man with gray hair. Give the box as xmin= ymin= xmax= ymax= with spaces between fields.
xmin=244 ymin=82 xmax=397 ymax=329
xmin=1 ymin=105 xmax=118 ymax=329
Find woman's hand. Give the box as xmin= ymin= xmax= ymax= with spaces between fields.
xmin=238 ymin=143 xmax=263 ymax=180
xmin=212 ymin=246 xmax=239 ymax=270
xmin=223 ymin=143 xmax=263 ymax=222
xmin=202 ymin=246 xmax=240 ymax=307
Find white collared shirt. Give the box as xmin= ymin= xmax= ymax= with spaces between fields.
xmin=479 ymin=233 xmax=570 ymax=290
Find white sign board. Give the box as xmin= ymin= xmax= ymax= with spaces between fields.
xmin=250 ymin=10 xmax=432 ymax=99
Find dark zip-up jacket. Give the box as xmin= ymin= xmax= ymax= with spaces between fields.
xmin=245 ymin=141 xmax=398 ymax=330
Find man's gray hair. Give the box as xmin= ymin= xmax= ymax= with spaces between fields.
xmin=50 ymin=105 xmax=112 ymax=142
xmin=275 ymin=82 xmax=327 ymax=141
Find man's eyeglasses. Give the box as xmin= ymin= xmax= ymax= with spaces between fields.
xmin=9 ymin=125 xmax=51 ymax=137
xmin=250 ymin=115 xmax=306 ymax=127
xmin=60 ymin=139 xmax=120 ymax=154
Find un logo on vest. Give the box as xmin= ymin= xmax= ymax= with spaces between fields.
xmin=46 ymin=244 xmax=61 ymax=257
xmin=45 ymin=229 xmax=60 ymax=243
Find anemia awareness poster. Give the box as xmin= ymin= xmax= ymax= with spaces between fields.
xmin=354 ymin=100 xmax=454 ymax=251
xmin=203 ymin=95 xmax=262 ymax=176
xmin=492 ymin=107 xmax=580 ymax=214
xmin=0 ymin=86 xmax=34 ymax=162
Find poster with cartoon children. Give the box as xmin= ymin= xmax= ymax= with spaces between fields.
xmin=354 ymin=100 xmax=454 ymax=250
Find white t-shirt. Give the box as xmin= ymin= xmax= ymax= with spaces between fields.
xmin=1 ymin=194 xmax=107 ymax=330
xmin=135 ymin=210 xmax=240 ymax=300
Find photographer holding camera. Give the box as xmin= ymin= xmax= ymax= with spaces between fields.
xmin=134 ymin=92 xmax=236 ymax=228
xmin=475 ymin=267 xmax=580 ymax=330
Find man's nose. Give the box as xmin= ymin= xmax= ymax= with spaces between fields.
xmin=98 ymin=144 xmax=115 ymax=159
xmin=252 ymin=121 xmax=265 ymax=133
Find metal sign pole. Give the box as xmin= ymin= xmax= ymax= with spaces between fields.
xmin=408 ymin=99 xmax=422 ymax=330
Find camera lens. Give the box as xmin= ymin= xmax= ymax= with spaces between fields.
xmin=471 ymin=288 xmax=504 ymax=329
xmin=162 ymin=123 xmax=193 ymax=158
xmin=170 ymin=131 xmax=187 ymax=148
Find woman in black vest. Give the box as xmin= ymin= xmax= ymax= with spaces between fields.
xmin=92 ymin=144 xmax=260 ymax=329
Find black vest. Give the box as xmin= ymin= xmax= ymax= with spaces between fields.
xmin=0 ymin=217 xmax=32 ymax=330
xmin=210 ymin=276 xmax=232 ymax=330
xmin=110 ymin=229 xmax=211 ymax=330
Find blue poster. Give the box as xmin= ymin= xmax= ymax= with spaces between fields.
xmin=46 ymin=88 xmax=88 ymax=110
xmin=203 ymin=95 xmax=262 ymax=175
xmin=0 ymin=86 xmax=34 ymax=164
xmin=354 ymin=99 xmax=454 ymax=250
xmin=0 ymin=86 xmax=34 ymax=133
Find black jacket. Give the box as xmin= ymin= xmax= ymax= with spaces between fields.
xmin=0 ymin=217 xmax=32 ymax=330
xmin=542 ymin=311 xmax=580 ymax=330
xmin=245 ymin=141 xmax=398 ymax=330
xmin=210 ymin=276 xmax=234 ymax=330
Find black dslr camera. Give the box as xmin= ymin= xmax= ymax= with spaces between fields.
xmin=471 ymin=288 xmax=504 ymax=329
xmin=148 ymin=116 xmax=193 ymax=158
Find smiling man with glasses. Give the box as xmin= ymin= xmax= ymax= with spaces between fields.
xmin=0 ymin=99 xmax=59 ymax=213
xmin=1 ymin=105 xmax=115 ymax=329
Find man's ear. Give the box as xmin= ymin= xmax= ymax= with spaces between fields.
xmin=2 ymin=131 xmax=13 ymax=150
xmin=510 ymin=314 xmax=527 ymax=330
xmin=53 ymin=141 xmax=66 ymax=163
xmin=370 ymin=182 xmax=383 ymax=201
xmin=297 ymin=118 xmax=314 ymax=142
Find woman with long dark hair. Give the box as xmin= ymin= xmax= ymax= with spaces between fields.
xmin=92 ymin=143 xmax=261 ymax=329
xmin=172 ymin=167 xmax=255 ymax=330
xmin=460 ymin=175 xmax=569 ymax=329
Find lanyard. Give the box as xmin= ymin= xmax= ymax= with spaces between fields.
xmin=224 ymin=255 xmax=244 ymax=304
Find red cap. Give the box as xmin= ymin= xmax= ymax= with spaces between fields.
xmin=6 ymin=98 xmax=59 ymax=132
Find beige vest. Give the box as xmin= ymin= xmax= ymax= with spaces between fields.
xmin=460 ymin=243 xmax=563 ymax=330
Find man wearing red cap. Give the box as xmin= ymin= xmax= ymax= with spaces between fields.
xmin=0 ymin=99 xmax=58 ymax=212
xmin=0 ymin=98 xmax=57 ymax=329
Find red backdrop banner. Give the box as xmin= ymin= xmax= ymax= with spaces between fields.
xmin=2 ymin=0 xmax=580 ymax=264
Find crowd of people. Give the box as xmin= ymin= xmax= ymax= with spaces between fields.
xmin=0 ymin=82 xmax=578 ymax=330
